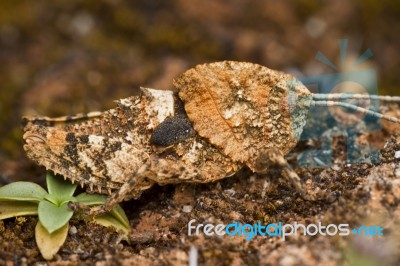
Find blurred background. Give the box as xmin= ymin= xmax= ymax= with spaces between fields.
xmin=0 ymin=0 xmax=399 ymax=181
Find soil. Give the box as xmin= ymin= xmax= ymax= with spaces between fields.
xmin=1 ymin=1 xmax=400 ymax=265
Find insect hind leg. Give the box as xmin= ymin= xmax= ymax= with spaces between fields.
xmin=255 ymin=148 xmax=316 ymax=201
xmin=87 ymin=177 xmax=144 ymax=216
xmin=71 ymin=163 xmax=152 ymax=216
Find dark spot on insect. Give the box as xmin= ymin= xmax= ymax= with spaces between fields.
xmin=109 ymin=142 xmax=122 ymax=152
xmin=150 ymin=114 xmax=195 ymax=146
xmin=61 ymin=159 xmax=70 ymax=169
xmin=64 ymin=145 xmax=79 ymax=163
xmin=174 ymin=96 xmax=186 ymax=114
xmin=21 ymin=117 xmax=29 ymax=127
xmin=66 ymin=133 xmax=78 ymax=144
xmin=84 ymin=166 xmax=93 ymax=176
xmin=125 ymin=136 xmax=132 ymax=145
xmin=102 ymin=151 xmax=112 ymax=160
xmin=79 ymin=135 xmax=89 ymax=144
xmin=100 ymin=143 xmax=113 ymax=160
xmin=22 ymin=118 xmax=55 ymax=127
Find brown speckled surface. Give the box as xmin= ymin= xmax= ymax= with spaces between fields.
xmin=1 ymin=1 xmax=400 ymax=265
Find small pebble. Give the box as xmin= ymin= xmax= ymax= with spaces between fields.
xmin=395 ymin=168 xmax=400 ymax=177
xmin=224 ymin=188 xmax=236 ymax=197
xmin=69 ymin=225 xmax=77 ymax=235
xmin=395 ymin=150 xmax=400 ymax=159
xmin=182 ymin=205 xmax=193 ymax=213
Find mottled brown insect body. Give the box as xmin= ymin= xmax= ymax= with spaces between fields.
xmin=24 ymin=61 xmax=399 ymax=215
xmin=175 ymin=61 xmax=312 ymax=171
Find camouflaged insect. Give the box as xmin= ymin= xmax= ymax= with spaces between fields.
xmin=23 ymin=61 xmax=400 ymax=215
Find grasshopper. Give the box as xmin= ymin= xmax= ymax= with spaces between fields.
xmin=22 ymin=61 xmax=400 ymax=215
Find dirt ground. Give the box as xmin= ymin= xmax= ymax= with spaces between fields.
xmin=1 ymin=1 xmax=400 ymax=265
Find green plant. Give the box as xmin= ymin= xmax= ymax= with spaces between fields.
xmin=0 ymin=171 xmax=130 ymax=260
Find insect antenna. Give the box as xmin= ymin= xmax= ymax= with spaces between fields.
xmin=313 ymin=93 xmax=400 ymax=102
xmin=311 ymin=100 xmax=400 ymax=123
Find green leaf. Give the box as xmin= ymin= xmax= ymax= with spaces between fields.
xmin=76 ymin=193 xmax=107 ymax=206
xmin=44 ymin=194 xmax=59 ymax=205
xmin=0 ymin=182 xmax=48 ymax=202
xmin=46 ymin=172 xmax=77 ymax=202
xmin=76 ymin=193 xmax=130 ymax=229
xmin=45 ymin=194 xmax=77 ymax=206
xmin=0 ymin=201 xmax=38 ymax=219
xmin=110 ymin=205 xmax=130 ymax=229
xmin=38 ymin=201 xmax=73 ymax=234
xmin=59 ymin=196 xmax=77 ymax=206
xmin=35 ymin=221 xmax=68 ymax=260
xmin=94 ymin=213 xmax=130 ymax=238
